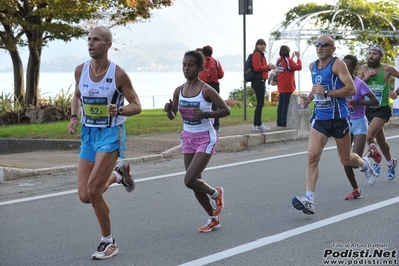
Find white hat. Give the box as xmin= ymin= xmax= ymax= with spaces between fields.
xmin=369 ymin=44 xmax=384 ymax=55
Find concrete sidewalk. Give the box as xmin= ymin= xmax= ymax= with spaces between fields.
xmin=1 ymin=117 xmax=398 ymax=182
xmin=0 ymin=121 xmax=299 ymax=181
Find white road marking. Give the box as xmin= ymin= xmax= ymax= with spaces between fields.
xmin=178 ymin=197 xmax=399 ymax=266
xmin=0 ymin=149 xmax=321 ymax=206
xmin=1 ymin=135 xmax=398 ymax=206
xmin=1 ymin=135 xmax=398 ymax=265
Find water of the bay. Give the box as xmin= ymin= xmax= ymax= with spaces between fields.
xmin=1 ymin=71 xmax=311 ymax=109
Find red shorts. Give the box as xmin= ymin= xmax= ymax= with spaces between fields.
xmin=180 ymin=130 xmax=217 ymax=155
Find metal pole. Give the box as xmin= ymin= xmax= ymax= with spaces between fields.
xmin=296 ymin=32 xmax=301 ymax=93
xmin=243 ymin=0 xmax=247 ymax=120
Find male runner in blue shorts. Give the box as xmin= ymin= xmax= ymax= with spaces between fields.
xmin=292 ymin=35 xmax=378 ymax=215
xmin=67 ymin=26 xmax=142 ymax=260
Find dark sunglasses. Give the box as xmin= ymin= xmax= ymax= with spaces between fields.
xmin=314 ymin=42 xmax=333 ymax=47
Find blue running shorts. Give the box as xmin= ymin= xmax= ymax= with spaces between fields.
xmin=350 ymin=116 xmax=368 ymax=136
xmin=310 ymin=117 xmax=350 ymax=139
xmin=79 ymin=124 xmax=126 ymax=162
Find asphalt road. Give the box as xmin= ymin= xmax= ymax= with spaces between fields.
xmin=1 ymin=128 xmax=399 ymax=266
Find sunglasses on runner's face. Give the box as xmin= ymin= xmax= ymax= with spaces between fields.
xmin=314 ymin=42 xmax=333 ymax=47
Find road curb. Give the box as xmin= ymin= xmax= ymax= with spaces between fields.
xmin=0 ymin=129 xmax=301 ymax=181
xmin=1 ymin=116 xmax=398 ymax=182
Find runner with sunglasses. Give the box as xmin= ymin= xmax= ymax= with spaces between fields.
xmin=292 ymin=35 xmax=378 ymax=215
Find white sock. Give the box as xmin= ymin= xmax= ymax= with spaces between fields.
xmin=361 ymin=160 xmax=368 ymax=171
xmin=113 ymin=170 xmax=122 ymax=183
xmin=211 ymin=189 xmax=218 ymax=199
xmin=388 ymin=159 xmax=394 ymax=166
xmin=306 ymin=191 xmax=315 ymax=202
xmin=101 ymin=235 xmax=113 ymax=244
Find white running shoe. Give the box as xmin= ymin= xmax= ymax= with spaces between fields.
xmin=115 ymin=160 xmax=135 ymax=192
xmin=92 ymin=239 xmax=119 ymax=260
xmin=253 ymin=125 xmax=270 ymax=132
xmin=292 ymin=196 xmax=315 ymax=214
xmin=361 ymin=156 xmax=377 ymax=185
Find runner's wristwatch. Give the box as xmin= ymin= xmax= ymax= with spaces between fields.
xmin=323 ymin=89 xmax=329 ymax=98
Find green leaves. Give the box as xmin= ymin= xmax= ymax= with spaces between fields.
xmin=2 ymin=0 xmax=173 ymax=106
xmin=274 ymin=0 xmax=399 ymax=64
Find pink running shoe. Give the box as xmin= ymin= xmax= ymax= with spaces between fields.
xmin=368 ymin=143 xmax=382 ymax=164
xmin=344 ymin=189 xmax=361 ymax=200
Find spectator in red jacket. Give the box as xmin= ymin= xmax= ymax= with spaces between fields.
xmin=199 ymin=45 xmax=224 ymax=132
xmin=276 ymin=45 xmax=302 ymax=127
xmin=251 ymin=39 xmax=276 ymax=132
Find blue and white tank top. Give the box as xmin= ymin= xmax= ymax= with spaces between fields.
xmin=311 ymin=57 xmax=349 ymax=120
xmin=79 ymin=60 xmax=126 ymax=127
xmin=178 ymin=83 xmax=214 ymax=133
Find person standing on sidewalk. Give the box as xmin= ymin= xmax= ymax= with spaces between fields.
xmin=358 ymin=44 xmax=399 ymax=180
xmin=292 ymin=35 xmax=378 ymax=215
xmin=250 ymin=38 xmax=276 ymax=132
xmin=66 ymin=26 xmax=141 ymax=260
xmin=275 ymin=45 xmax=302 ymax=127
xmin=198 ymin=45 xmax=224 ymax=132
xmin=164 ymin=50 xmax=230 ymax=233
xmin=342 ymin=55 xmax=379 ymax=200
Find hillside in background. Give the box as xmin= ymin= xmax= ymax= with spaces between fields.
xmin=0 ymin=0 xmax=321 ymax=73
xmin=0 ymin=0 xmax=246 ymax=72
xmin=37 ymin=43 xmax=243 ymax=72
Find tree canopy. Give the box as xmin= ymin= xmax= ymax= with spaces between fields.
xmin=270 ymin=0 xmax=399 ymax=64
xmin=0 ymin=0 xmax=173 ymax=106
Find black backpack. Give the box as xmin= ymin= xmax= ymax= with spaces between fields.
xmin=244 ymin=53 xmax=254 ymax=81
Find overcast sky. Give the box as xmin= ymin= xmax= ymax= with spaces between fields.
xmin=0 ymin=0 xmax=335 ymax=68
